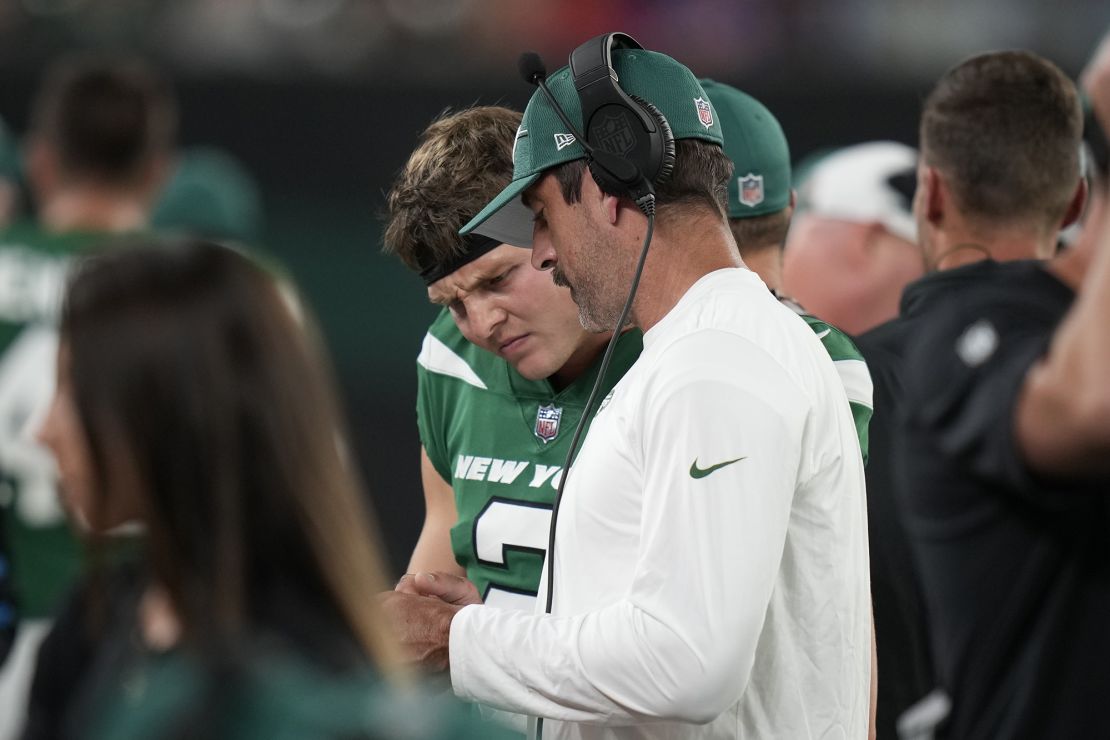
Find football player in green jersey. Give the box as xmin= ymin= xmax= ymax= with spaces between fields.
xmin=0 ymin=53 xmax=177 ymax=737
xmin=699 ymin=80 xmax=874 ymax=463
xmin=382 ymin=106 xmax=641 ymax=612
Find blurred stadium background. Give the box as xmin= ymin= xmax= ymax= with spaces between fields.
xmin=0 ymin=0 xmax=1105 ymax=573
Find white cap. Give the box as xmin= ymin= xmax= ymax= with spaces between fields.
xmin=796 ymin=141 xmax=919 ymax=244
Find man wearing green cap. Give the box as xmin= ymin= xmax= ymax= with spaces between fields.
xmin=383 ymin=39 xmax=871 ymax=739
xmin=699 ymin=79 xmax=873 ymax=463
xmin=0 ymin=53 xmax=176 ymax=737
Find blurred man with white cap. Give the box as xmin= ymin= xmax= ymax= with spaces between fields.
xmin=783 ymin=142 xmax=922 ymax=335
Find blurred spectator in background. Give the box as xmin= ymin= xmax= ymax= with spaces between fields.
xmin=0 ymin=115 xmax=26 ymax=664
xmin=1013 ymin=31 xmax=1110 ymax=475
xmin=22 ymin=54 xmax=176 ymax=235
xmin=782 ymin=141 xmax=922 ymax=336
xmin=152 ymin=145 xmax=264 ymax=244
xmin=29 ymin=239 xmax=505 ymax=739
xmin=895 ymin=36 xmax=1110 ymax=740
xmin=857 ymin=50 xmax=1087 ymax=740
xmin=0 ymin=52 xmax=177 ymax=738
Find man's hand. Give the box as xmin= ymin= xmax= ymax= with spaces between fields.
xmin=379 ymin=590 xmax=464 ymax=673
xmin=396 ymin=571 xmax=483 ymax=606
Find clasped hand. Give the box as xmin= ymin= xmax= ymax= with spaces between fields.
xmin=379 ymin=572 xmax=483 ymax=672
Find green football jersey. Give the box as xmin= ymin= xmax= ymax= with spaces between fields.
xmin=776 ymin=293 xmax=873 ymax=463
xmin=0 ymin=222 xmax=120 ymax=619
xmin=416 ymin=309 xmax=641 ymax=611
xmin=88 ymin=647 xmax=516 ymax=740
xmin=800 ymin=312 xmax=873 ymax=464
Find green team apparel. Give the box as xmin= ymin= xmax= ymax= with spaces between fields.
xmin=0 ymin=222 xmax=122 ymax=619
xmin=89 ymin=649 xmax=517 ymax=740
xmin=785 ymin=302 xmax=873 ymax=464
xmin=416 ymin=309 xmax=641 ymax=611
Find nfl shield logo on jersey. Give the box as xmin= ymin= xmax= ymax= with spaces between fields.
xmin=534 ymin=403 xmax=563 ymax=444
xmin=694 ymin=97 xmax=713 ymax=129
xmin=739 ymin=173 xmax=765 ymax=207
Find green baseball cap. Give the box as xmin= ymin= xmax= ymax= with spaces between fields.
xmin=699 ymin=79 xmax=790 ymax=219
xmin=153 ymin=146 xmax=263 ymax=243
xmin=460 ymin=47 xmax=724 ymax=247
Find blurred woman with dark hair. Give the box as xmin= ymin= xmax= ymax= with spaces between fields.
xmin=28 ymin=240 xmax=503 ymax=739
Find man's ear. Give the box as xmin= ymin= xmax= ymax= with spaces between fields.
xmin=783 ymin=189 xmax=797 ymax=223
xmin=922 ymin=166 xmax=946 ymax=226
xmin=604 ymin=191 xmax=622 ymax=225
xmin=581 ymin=170 xmax=621 ymax=225
xmin=860 ymin=221 xmax=887 ymax=257
xmin=1059 ymin=177 xmax=1088 ymax=230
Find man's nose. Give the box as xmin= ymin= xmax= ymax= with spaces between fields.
xmin=469 ymin=298 xmax=507 ymax=339
xmin=531 ymin=236 xmax=556 ymax=271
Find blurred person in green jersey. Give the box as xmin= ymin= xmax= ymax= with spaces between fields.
xmin=699 ymin=79 xmax=874 ymax=463
xmin=0 ymin=52 xmax=177 ymax=738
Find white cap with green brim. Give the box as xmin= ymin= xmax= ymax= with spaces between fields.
xmin=459 ymin=47 xmax=724 ymax=248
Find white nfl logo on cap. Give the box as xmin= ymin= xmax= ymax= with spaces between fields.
xmin=739 ymin=173 xmax=764 ymax=207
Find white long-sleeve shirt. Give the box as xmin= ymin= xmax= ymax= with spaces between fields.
xmin=450 ymin=268 xmax=871 ymax=739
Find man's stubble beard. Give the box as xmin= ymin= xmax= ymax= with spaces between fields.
xmin=565 ymin=260 xmax=628 ymax=334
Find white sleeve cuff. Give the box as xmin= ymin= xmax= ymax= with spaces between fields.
xmin=448 ymin=603 xmax=482 ymax=703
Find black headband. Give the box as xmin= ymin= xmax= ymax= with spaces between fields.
xmin=420 ymin=233 xmax=503 ymax=286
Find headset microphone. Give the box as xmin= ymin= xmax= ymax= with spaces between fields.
xmin=517 ymin=51 xmax=547 ymax=86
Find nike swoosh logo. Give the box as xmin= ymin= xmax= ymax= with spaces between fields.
xmin=689 ymin=456 xmax=747 ymax=479
xmin=815 ymin=328 xmax=831 ymax=340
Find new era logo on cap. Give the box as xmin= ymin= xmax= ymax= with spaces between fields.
xmin=554 ymin=132 xmax=576 ymax=151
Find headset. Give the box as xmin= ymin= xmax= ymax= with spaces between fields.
xmin=520 ymin=32 xmax=676 ymax=215
xmin=517 ymin=33 xmax=671 ymax=740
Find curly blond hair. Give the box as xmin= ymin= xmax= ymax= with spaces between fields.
xmin=383 ymin=106 xmax=522 ymax=274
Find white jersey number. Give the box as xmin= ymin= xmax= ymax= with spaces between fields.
xmin=0 ymin=327 xmax=62 ymax=527
xmin=473 ymin=498 xmax=552 ymax=612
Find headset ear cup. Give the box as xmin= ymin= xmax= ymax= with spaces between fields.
xmin=631 ymin=95 xmax=676 ymax=186
xmin=587 ymin=158 xmax=622 ymax=198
